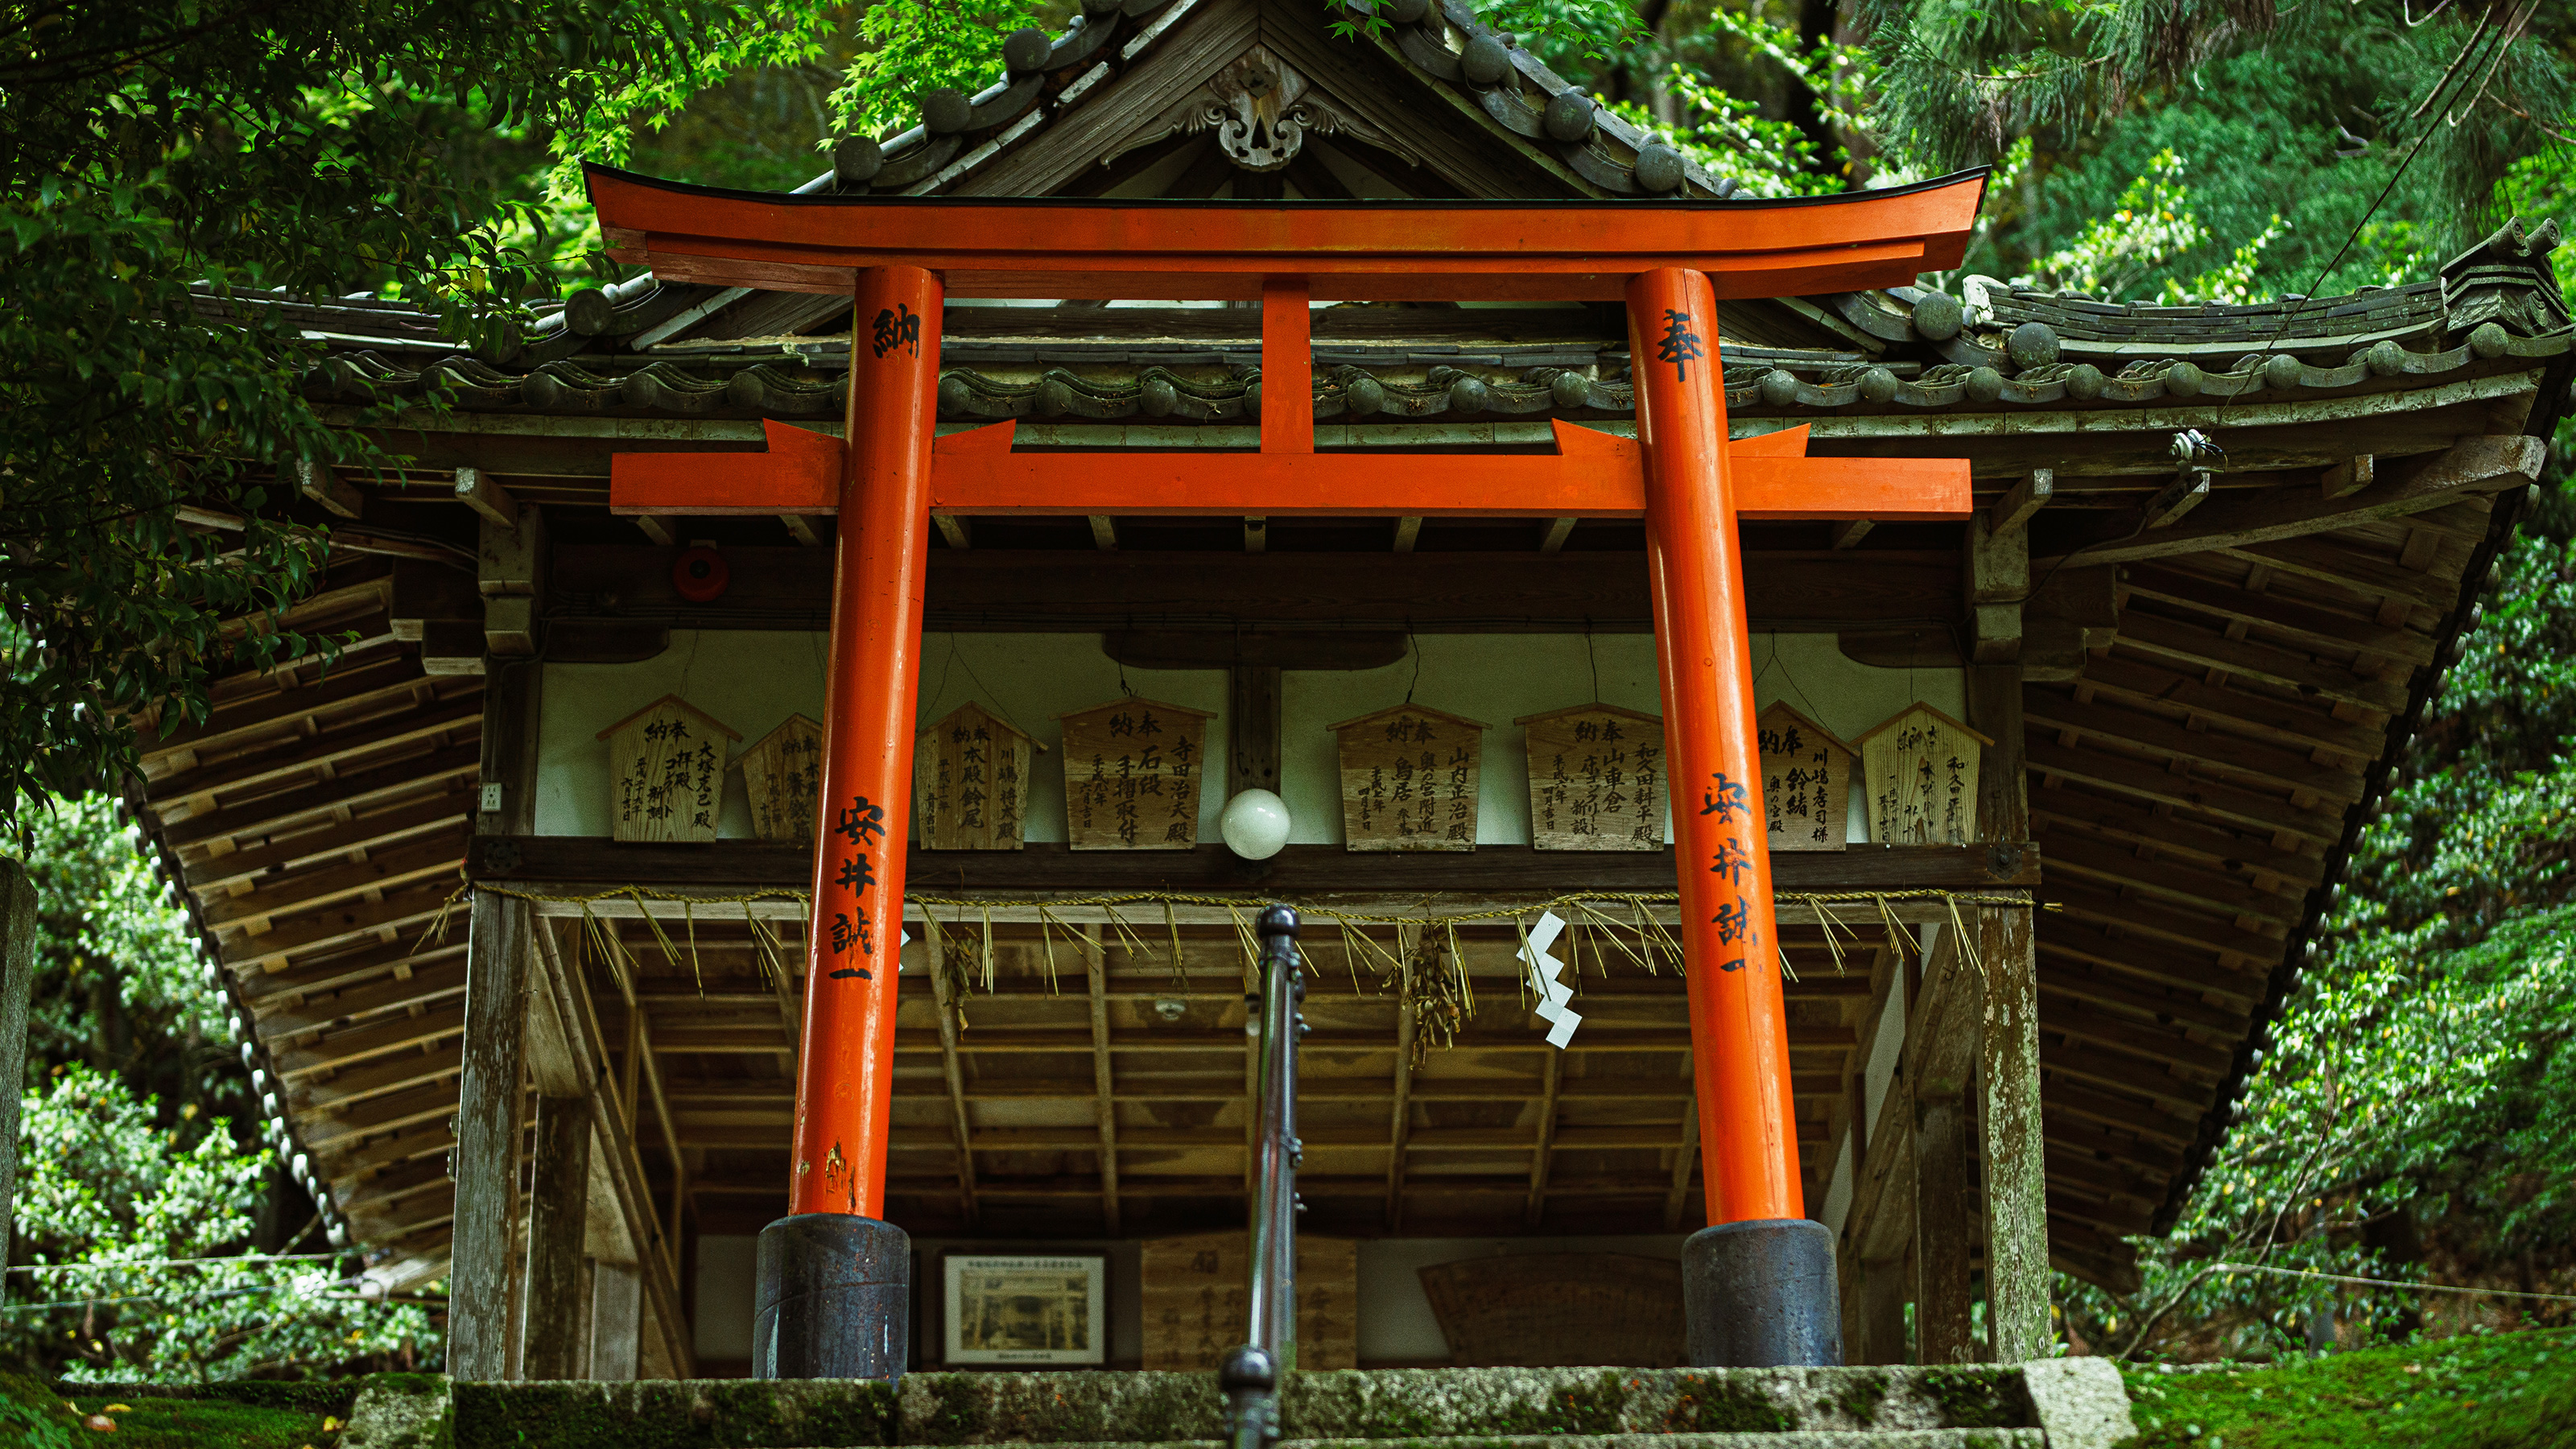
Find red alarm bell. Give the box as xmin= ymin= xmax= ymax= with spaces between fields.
xmin=671 ymin=546 xmax=729 ymax=603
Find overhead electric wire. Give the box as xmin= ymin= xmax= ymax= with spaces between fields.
xmin=2217 ymin=0 xmax=2539 ymax=423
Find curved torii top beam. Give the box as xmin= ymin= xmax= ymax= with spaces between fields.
xmin=583 ymin=163 xmax=1988 ymax=302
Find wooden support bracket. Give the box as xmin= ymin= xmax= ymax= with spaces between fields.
xmin=298 ymin=460 xmax=365 ymax=519
xmin=1987 ymin=469 xmax=2053 ymax=536
xmin=456 ymin=466 xmax=521 ymax=529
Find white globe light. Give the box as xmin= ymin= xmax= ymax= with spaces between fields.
xmin=1219 ymin=789 xmax=1293 ymax=860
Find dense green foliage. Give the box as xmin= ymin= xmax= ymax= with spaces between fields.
xmin=3 ymin=798 xmax=434 ymax=1381
xmin=0 ymin=0 xmax=840 ymax=829
xmin=2059 ymin=467 xmax=2576 ymax=1361
xmin=2121 ymin=1326 xmax=2576 ymax=1447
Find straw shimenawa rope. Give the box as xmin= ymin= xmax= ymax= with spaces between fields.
xmin=440 ymin=878 xmax=2042 ymax=1055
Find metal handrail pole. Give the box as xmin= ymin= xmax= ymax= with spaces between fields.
xmin=1224 ymin=904 xmax=1304 ymax=1449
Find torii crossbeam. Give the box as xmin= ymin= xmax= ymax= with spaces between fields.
xmin=584 ymin=165 xmax=1985 ymax=1378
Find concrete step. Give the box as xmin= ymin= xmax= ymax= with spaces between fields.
xmin=417 ymin=1360 xmax=2132 ymax=1449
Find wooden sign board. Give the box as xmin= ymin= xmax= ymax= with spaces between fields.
xmin=1140 ymin=1232 xmax=1356 ymax=1372
xmin=1755 ymin=703 xmax=1856 ymax=852
xmin=1856 ymin=702 xmax=1992 ymax=845
xmin=1513 ymin=703 xmax=1666 ymax=851
xmin=1418 ymin=1253 xmax=1685 ymax=1368
xmin=1327 ymin=704 xmax=1488 ymax=852
xmin=914 ymin=702 xmax=1039 ymax=851
xmin=596 ymin=696 xmax=741 ymax=844
xmin=1057 ymin=698 xmax=1214 ymax=851
xmin=735 ymin=713 xmax=826 ymax=844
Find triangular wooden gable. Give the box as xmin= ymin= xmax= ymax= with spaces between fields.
xmin=915 ymin=700 xmax=1045 ymax=749
xmin=594 ymin=693 xmax=743 ymax=743
xmin=940 ymin=0 xmax=1722 ymax=203
xmin=1852 ymin=700 xmax=1993 ymax=750
xmin=1325 ymin=701 xmax=1491 ymax=734
xmin=1512 ymin=701 xmax=1664 ymax=729
xmin=1755 ymin=703 xmax=1858 ymax=762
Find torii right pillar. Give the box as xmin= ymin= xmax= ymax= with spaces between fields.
xmin=1630 ymin=266 xmax=1840 ymax=1366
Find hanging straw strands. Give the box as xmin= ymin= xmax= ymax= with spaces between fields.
xmin=451 ymin=879 xmax=2040 ymax=1053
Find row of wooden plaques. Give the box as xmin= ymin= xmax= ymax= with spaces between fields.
xmin=597 ymin=694 xmax=1990 ymax=852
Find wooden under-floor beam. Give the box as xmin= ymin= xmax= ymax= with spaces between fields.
xmin=1085 ymin=928 xmax=1121 ymax=1233
xmin=1523 ymin=1046 xmax=1563 ymax=1228
xmin=520 ymin=1094 xmax=594 ymax=1379
xmin=590 ymin=1261 xmax=641 ymax=1381
xmin=1913 ymin=1092 xmax=1977 ymax=1363
xmin=923 ymin=921 xmax=981 ymax=1224
xmin=1385 ymin=927 xmax=1420 ymax=1231
xmin=446 ymin=658 xmax=539 ymax=1381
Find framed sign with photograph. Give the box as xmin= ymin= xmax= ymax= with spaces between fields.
xmin=940 ymin=1253 xmax=1108 ymax=1367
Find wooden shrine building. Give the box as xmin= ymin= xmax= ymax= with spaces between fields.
xmin=134 ymin=0 xmax=2568 ymax=1380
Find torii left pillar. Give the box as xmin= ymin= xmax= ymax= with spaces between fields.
xmin=1631 ymin=267 xmax=1839 ymax=1365
xmin=750 ymin=266 xmax=942 ymax=1380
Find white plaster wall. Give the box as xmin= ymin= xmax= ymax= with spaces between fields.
xmin=539 ymin=631 xmax=1963 ymax=845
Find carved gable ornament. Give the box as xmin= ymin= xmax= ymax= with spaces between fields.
xmin=1103 ymin=45 xmax=1417 ymax=175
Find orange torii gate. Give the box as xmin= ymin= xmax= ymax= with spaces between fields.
xmin=584 ymin=165 xmax=1985 ymax=1378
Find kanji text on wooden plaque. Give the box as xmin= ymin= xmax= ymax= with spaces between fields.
xmin=1755 ymin=703 xmax=1856 ymax=853
xmin=1327 ymin=704 xmax=1488 ymax=852
xmin=597 ymin=696 xmax=741 ymax=844
xmin=735 ymin=713 xmax=826 ymax=844
xmin=1056 ymin=698 xmax=1214 ymax=851
xmin=1139 ymin=1232 xmax=1356 ymax=1371
xmin=1856 ymin=701 xmax=1992 ymax=845
xmin=1514 ymin=702 xmax=1667 ymax=851
xmin=914 ymin=702 xmax=1039 ymax=851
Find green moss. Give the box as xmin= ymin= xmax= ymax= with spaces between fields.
xmin=452 ymin=1380 xmax=895 ymax=1447
xmin=1922 ymin=1366 xmax=2021 ymax=1428
xmin=2 ymin=1373 xmax=80 ymax=1449
xmin=898 ymin=1371 xmax=1215 ymax=1445
xmin=60 ymin=1393 xmax=336 ymax=1449
xmin=1659 ymin=1372 xmax=1794 ymax=1433
xmin=1282 ymin=1368 xmax=1631 ymax=1439
xmin=67 ymin=1378 xmax=362 ymax=1414
xmin=1831 ymin=1367 xmax=1891 ymax=1427
xmin=2120 ymin=1325 xmax=2576 ymax=1449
